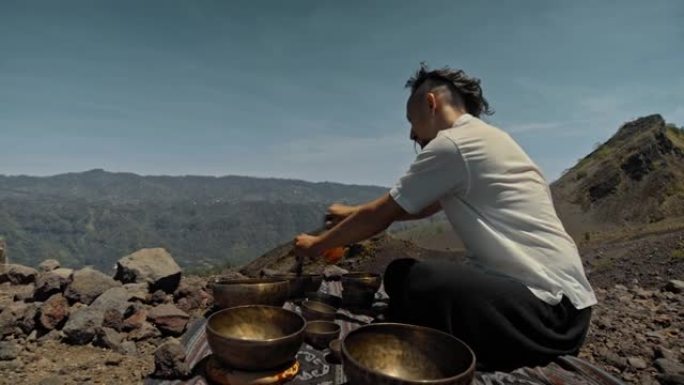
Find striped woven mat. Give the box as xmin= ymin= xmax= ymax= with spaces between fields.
xmin=145 ymin=281 xmax=624 ymax=385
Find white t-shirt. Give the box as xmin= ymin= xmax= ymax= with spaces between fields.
xmin=389 ymin=113 xmax=597 ymax=309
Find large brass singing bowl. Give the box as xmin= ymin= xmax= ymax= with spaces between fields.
xmin=210 ymin=278 xmax=290 ymax=309
xmin=342 ymin=323 xmax=476 ymax=385
xmin=341 ymin=273 xmax=382 ymax=294
xmin=301 ymin=300 xmax=337 ymax=321
xmin=206 ymin=305 xmax=306 ymax=371
xmin=271 ymin=273 xmax=323 ymax=299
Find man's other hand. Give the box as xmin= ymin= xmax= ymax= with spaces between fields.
xmin=294 ymin=233 xmax=322 ymax=260
xmin=325 ymin=203 xmax=357 ymax=228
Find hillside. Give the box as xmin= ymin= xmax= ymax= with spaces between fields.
xmin=552 ymin=114 xmax=684 ymax=239
xmin=0 ymin=170 xmax=387 ymax=270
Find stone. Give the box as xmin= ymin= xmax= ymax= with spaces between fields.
xmin=102 ymin=308 xmax=124 ymax=331
xmin=657 ymin=374 xmax=684 ymax=385
xmin=0 ymin=264 xmax=38 ymax=285
xmin=64 ymin=267 xmax=120 ymax=305
xmin=123 ymin=283 xmax=149 ymax=302
xmin=656 ymin=358 xmax=684 ymax=376
xmin=33 ymin=272 xmax=69 ymax=301
xmin=118 ymin=340 xmax=138 ymax=356
xmin=128 ymin=321 xmax=161 ymax=341
xmin=38 ymin=259 xmax=61 ymax=273
xmin=655 ymin=346 xmax=679 ymax=362
xmin=664 ymin=279 xmax=684 ymax=294
xmin=150 ymin=289 xmax=169 ymax=304
xmin=37 ymin=329 xmax=61 ymax=344
xmin=39 ymin=294 xmax=69 ymax=330
xmin=122 ymin=306 xmax=148 ymax=332
xmin=147 ymin=304 xmax=189 ymax=336
xmin=174 ymin=282 xmax=210 ymax=312
xmin=605 ymin=352 xmax=627 ymax=370
xmin=90 ymin=287 xmax=131 ymax=313
xmin=114 ymin=248 xmax=181 ymax=293
xmin=0 ymin=341 xmax=19 ymax=361
xmin=152 ymin=339 xmax=190 ymax=379
xmin=15 ymin=302 xmax=39 ymax=335
xmin=51 ymin=268 xmax=73 ymax=280
xmin=38 ymin=376 xmax=65 ymax=385
xmin=14 ymin=284 xmax=35 ymax=302
xmin=93 ymin=327 xmax=123 ymax=350
xmin=62 ymin=307 xmax=104 ymax=345
xmin=627 ymin=356 xmax=648 ymax=369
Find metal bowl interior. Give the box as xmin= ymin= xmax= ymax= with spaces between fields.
xmin=342 ymin=323 xmax=475 ymax=384
xmin=305 ymin=291 xmax=342 ymax=309
xmin=210 ymin=278 xmax=289 ymax=309
xmin=304 ymin=321 xmax=341 ymax=350
xmin=301 ymin=300 xmax=337 ymax=321
xmin=206 ymin=305 xmax=306 ymax=370
xmin=341 ymin=273 xmax=382 ymax=293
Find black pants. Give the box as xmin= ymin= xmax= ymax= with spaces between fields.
xmin=383 ymin=258 xmax=592 ymax=372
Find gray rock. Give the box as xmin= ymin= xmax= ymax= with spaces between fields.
xmin=117 ymin=340 xmax=138 ymax=356
xmin=657 ymin=374 xmax=684 ymax=385
xmin=51 ymin=268 xmax=73 ymax=280
xmin=37 ymin=329 xmax=61 ymax=344
xmin=39 ymin=294 xmax=69 ymax=330
xmin=38 ymin=259 xmax=61 ymax=273
xmin=62 ymin=307 xmax=104 ymax=345
xmin=152 ymin=339 xmax=190 ymax=379
xmin=627 ymin=356 xmax=648 ymax=369
xmin=656 ymin=358 xmax=684 ymax=376
xmin=13 ymin=284 xmax=35 ymax=302
xmin=123 ymin=283 xmax=149 ymax=302
xmin=64 ymin=267 xmax=120 ymax=305
xmin=38 ymin=376 xmax=65 ymax=385
xmin=0 ymin=341 xmax=19 ymax=361
xmin=664 ymin=279 xmax=684 ymax=294
xmin=114 ymin=248 xmax=181 ymax=293
xmin=128 ymin=321 xmax=161 ymax=341
xmin=34 ymin=272 xmax=69 ymax=301
xmin=93 ymin=327 xmax=123 ymax=350
xmin=90 ymin=287 xmax=131 ymax=313
xmin=17 ymin=302 xmax=39 ymax=335
xmin=0 ymin=264 xmax=38 ymax=285
xmin=147 ymin=304 xmax=189 ymax=336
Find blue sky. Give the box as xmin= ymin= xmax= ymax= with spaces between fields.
xmin=1 ymin=0 xmax=682 ymax=186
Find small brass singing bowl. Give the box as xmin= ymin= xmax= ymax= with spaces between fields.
xmin=305 ymin=291 xmax=342 ymax=309
xmin=206 ymin=305 xmax=306 ymax=371
xmin=210 ymin=278 xmax=289 ymax=309
xmin=342 ymin=323 xmax=476 ymax=385
xmin=300 ymin=300 xmax=337 ymax=321
xmin=328 ymin=339 xmax=342 ymax=362
xmin=341 ymin=272 xmax=382 ymax=294
xmin=304 ymin=321 xmax=341 ymax=350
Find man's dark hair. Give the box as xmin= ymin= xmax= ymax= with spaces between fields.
xmin=405 ymin=63 xmax=494 ymax=118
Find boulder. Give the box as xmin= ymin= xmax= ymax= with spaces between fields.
xmin=123 ymin=283 xmax=149 ymax=302
xmin=38 ymin=259 xmax=61 ymax=273
xmin=33 ymin=272 xmax=69 ymax=301
xmin=39 ymin=294 xmax=69 ymax=330
xmin=114 ymin=248 xmax=181 ymax=293
xmin=0 ymin=341 xmax=19 ymax=361
xmin=0 ymin=302 xmax=29 ymax=337
xmin=152 ymin=339 xmax=190 ymax=379
xmin=64 ymin=267 xmax=120 ymax=305
xmin=51 ymin=268 xmax=73 ymax=280
xmin=62 ymin=307 xmax=105 ymax=345
xmin=122 ymin=306 xmax=148 ymax=332
xmin=0 ymin=264 xmax=38 ymax=285
xmin=93 ymin=327 xmax=123 ymax=351
xmin=17 ymin=302 xmax=40 ymax=335
xmin=148 ymin=304 xmax=189 ymax=336
xmin=664 ymin=279 xmax=684 ymax=294
xmin=13 ymin=284 xmax=35 ymax=302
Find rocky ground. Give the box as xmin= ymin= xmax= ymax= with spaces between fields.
xmin=1 ymin=241 xmax=683 ymax=385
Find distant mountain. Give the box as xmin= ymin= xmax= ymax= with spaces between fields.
xmin=0 ymin=170 xmax=387 ymax=270
xmin=552 ymin=114 xmax=684 ymax=239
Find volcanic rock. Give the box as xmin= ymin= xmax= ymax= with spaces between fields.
xmin=38 ymin=259 xmax=61 ymax=273
xmin=114 ymin=248 xmax=181 ymax=293
xmin=147 ymin=304 xmax=189 ymax=336
xmin=39 ymin=294 xmax=69 ymax=330
xmin=152 ymin=339 xmax=190 ymax=379
xmin=0 ymin=264 xmax=38 ymax=285
xmin=62 ymin=307 xmax=105 ymax=345
xmin=64 ymin=267 xmax=120 ymax=305
xmin=33 ymin=272 xmax=69 ymax=301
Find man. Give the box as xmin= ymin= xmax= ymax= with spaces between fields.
xmin=294 ymin=64 xmax=596 ymax=371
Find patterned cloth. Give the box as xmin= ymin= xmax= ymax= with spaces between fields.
xmin=144 ymin=281 xmax=624 ymax=385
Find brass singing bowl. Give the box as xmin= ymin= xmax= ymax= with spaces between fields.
xmin=304 ymin=321 xmax=341 ymax=350
xmin=270 ymin=273 xmax=323 ymax=299
xmin=342 ymin=290 xmax=375 ymax=309
xmin=341 ymin=273 xmax=382 ymax=294
xmin=342 ymin=323 xmax=476 ymax=385
xmin=305 ymin=291 xmax=342 ymax=309
xmin=206 ymin=305 xmax=306 ymax=371
xmin=210 ymin=278 xmax=290 ymax=309
xmin=300 ymin=300 xmax=337 ymax=321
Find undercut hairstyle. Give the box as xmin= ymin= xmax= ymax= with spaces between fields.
xmin=405 ymin=63 xmax=494 ymax=118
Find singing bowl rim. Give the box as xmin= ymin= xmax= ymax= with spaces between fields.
xmin=210 ymin=277 xmax=290 ymax=287
xmin=305 ymin=291 xmax=342 ymax=308
xmin=341 ymin=272 xmax=381 ymax=279
xmin=206 ymin=305 xmax=307 ymax=345
xmin=305 ymin=320 xmax=341 ymax=335
xmin=341 ymin=322 xmax=476 ymax=384
xmin=301 ymin=300 xmax=337 ymax=315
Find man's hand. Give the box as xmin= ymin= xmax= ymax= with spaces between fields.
xmin=294 ymin=233 xmax=323 ymax=260
xmin=325 ymin=203 xmax=358 ymax=228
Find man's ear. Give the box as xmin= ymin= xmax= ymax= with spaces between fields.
xmin=426 ymin=92 xmax=437 ymax=113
